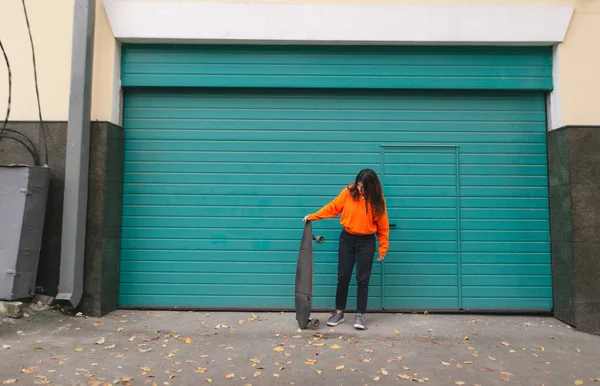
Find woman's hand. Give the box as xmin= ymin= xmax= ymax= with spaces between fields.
xmin=377 ymin=255 xmax=385 ymax=261
xmin=302 ymin=215 xmax=310 ymax=222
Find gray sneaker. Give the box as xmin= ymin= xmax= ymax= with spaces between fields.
xmin=354 ymin=313 xmax=366 ymax=330
xmin=327 ymin=311 xmax=345 ymax=326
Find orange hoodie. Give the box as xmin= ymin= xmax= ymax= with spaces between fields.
xmin=308 ymin=186 xmax=390 ymax=257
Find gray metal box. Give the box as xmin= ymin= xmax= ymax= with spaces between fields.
xmin=0 ymin=165 xmax=50 ymax=300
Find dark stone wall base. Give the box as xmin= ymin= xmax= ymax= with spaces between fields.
xmin=548 ymin=126 xmax=600 ymax=336
xmin=0 ymin=121 xmax=124 ymax=317
xmin=81 ymin=122 xmax=125 ymax=317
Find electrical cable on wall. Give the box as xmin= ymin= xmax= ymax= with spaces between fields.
xmin=0 ymin=37 xmax=40 ymax=166
xmin=21 ymin=0 xmax=48 ymax=166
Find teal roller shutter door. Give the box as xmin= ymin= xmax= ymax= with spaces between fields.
xmin=121 ymin=45 xmax=553 ymax=90
xmin=120 ymin=88 xmax=551 ymax=310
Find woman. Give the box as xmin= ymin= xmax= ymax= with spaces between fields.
xmin=303 ymin=169 xmax=389 ymax=330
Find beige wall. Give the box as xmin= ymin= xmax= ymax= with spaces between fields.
xmin=0 ymin=0 xmax=73 ymax=122
xmin=2 ymin=0 xmax=599 ymax=127
xmin=557 ymin=0 xmax=600 ymax=127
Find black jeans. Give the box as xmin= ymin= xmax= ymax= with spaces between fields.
xmin=336 ymin=229 xmax=376 ymax=314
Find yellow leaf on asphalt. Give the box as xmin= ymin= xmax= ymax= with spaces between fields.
xmin=206 ymin=379 xmax=212 ymax=383
xmin=305 ymin=359 xmax=317 ymax=365
xmin=225 ymin=373 xmax=235 ymax=379
xmin=195 ymin=368 xmax=207 ymax=373
xmin=335 ymin=365 xmax=344 ymax=371
xmin=464 ymin=361 xmax=473 ymax=364
xmin=510 ymin=350 xmax=516 ymax=353
xmin=75 ymin=347 xmax=83 ymax=352
xmin=105 ymin=344 xmax=116 ymax=349
xmin=441 ymin=361 xmax=451 ymax=366
xmin=331 ymin=344 xmax=342 ymax=349
xmin=273 ymin=347 xmax=284 ymax=352
xmin=456 ymin=364 xmax=463 ymax=369
xmin=394 ymin=330 xmax=400 ymax=334
xmin=501 ymin=372 xmax=515 ymax=377
xmin=575 ymin=381 xmax=584 ymax=385
xmin=23 ymin=313 xmax=30 ymax=318
xmin=2 ymin=345 xmax=11 ymax=349
xmin=117 ymin=328 xmax=124 ymax=332
xmin=253 ymin=371 xmax=262 ymax=378
xmin=141 ymin=367 xmax=151 ymax=372
xmin=250 ymin=359 xmax=261 ymax=364
xmin=251 ymin=313 xmax=258 ymax=318
xmin=456 ymin=382 xmax=466 ymax=385
xmin=539 ymin=346 xmax=545 ymax=352
xmin=2 ymin=380 xmax=17 ymax=385
xmin=273 ymin=374 xmax=279 ymax=377
xmin=20 ymin=366 xmax=38 ymax=373
xmin=381 ymin=368 xmax=388 ymax=375
xmin=184 ymin=338 xmax=192 ymax=344
xmin=95 ymin=337 xmax=105 ymax=345
xmin=488 ymin=356 xmax=497 ymax=361
xmin=473 ymin=353 xmax=479 ymax=358
xmin=312 ymin=343 xmax=325 ymax=347
xmin=316 ymin=370 xmax=322 ymax=375
xmin=499 ymin=378 xmax=510 ymax=382
xmin=501 ymin=342 xmax=511 ymax=347
xmin=350 ymin=368 xmax=357 ymax=372
xmin=373 ymin=376 xmax=380 ymax=381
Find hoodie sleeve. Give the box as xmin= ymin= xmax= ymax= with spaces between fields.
xmin=308 ymin=188 xmax=348 ymax=221
xmin=375 ymin=203 xmax=390 ymax=257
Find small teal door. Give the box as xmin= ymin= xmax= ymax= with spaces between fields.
xmin=382 ymin=146 xmax=460 ymax=310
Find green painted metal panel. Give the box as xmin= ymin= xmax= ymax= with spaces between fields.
xmin=121 ymin=45 xmax=552 ymax=90
xmin=119 ymin=87 xmax=551 ymax=311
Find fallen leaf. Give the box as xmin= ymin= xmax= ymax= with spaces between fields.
xmin=33 ymin=346 xmax=43 ymax=350
xmin=499 ymin=378 xmax=510 ymax=382
xmin=335 ymin=365 xmax=344 ymax=371
xmin=381 ymin=368 xmax=388 ymax=375
xmin=316 ymin=370 xmax=322 ymax=375
xmin=441 ymin=361 xmax=451 ymax=366
xmin=206 ymin=379 xmax=212 ymax=383
xmin=93 ymin=321 xmax=103 ymax=327
xmin=184 ymin=338 xmax=192 ymax=344
xmin=21 ymin=366 xmax=38 ymax=374
xmin=305 ymin=360 xmax=317 ymax=365
xmin=575 ymin=382 xmax=584 ymax=386
xmin=510 ymin=350 xmax=516 ymax=353
xmin=539 ymin=346 xmax=545 ymax=352
xmin=398 ymin=374 xmax=412 ymax=381
xmin=468 ymin=347 xmax=475 ymax=350
xmin=464 ymin=361 xmax=473 ymax=365
xmin=273 ymin=374 xmax=279 ymax=378
xmin=330 ymin=344 xmax=342 ymax=349
xmin=394 ymin=330 xmax=400 ymax=334
xmin=501 ymin=342 xmax=511 ymax=347
xmin=128 ymin=336 xmax=137 ymax=342
xmin=374 ymin=376 xmax=380 ymax=381
xmin=312 ymin=343 xmax=325 ymax=347
xmin=424 ymin=311 xmax=429 ymax=315
xmin=350 ymin=368 xmax=357 ymax=372
xmin=501 ymin=372 xmax=515 ymax=376
xmin=95 ymin=338 xmax=105 ymax=345
xmin=225 ymin=373 xmax=235 ymax=379
xmin=2 ymin=380 xmax=17 ymax=385
xmin=2 ymin=345 xmax=10 ymax=349
xmin=456 ymin=383 xmax=466 ymax=385
xmin=273 ymin=347 xmax=284 ymax=352
xmin=488 ymin=356 xmax=496 ymax=361
xmin=117 ymin=328 xmax=124 ymax=332
xmin=253 ymin=371 xmax=262 ymax=378
xmin=464 ymin=336 xmax=470 ymax=341
xmin=105 ymin=344 xmax=116 ymax=349
xmin=195 ymin=368 xmax=207 ymax=374
xmin=138 ymin=348 xmax=152 ymax=353
xmin=456 ymin=364 xmax=463 ymax=369
xmin=481 ymin=367 xmax=494 ymax=372
xmin=23 ymin=313 xmax=30 ymax=318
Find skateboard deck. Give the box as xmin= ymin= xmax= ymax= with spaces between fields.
xmin=294 ymin=221 xmax=322 ymax=329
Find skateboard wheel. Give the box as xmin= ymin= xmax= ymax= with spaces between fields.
xmin=312 ymin=319 xmax=320 ymax=327
xmin=314 ymin=235 xmax=324 ymax=244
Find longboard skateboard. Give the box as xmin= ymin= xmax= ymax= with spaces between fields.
xmin=295 ymin=220 xmax=324 ymax=329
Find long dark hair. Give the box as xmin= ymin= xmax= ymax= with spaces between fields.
xmin=348 ymin=169 xmax=386 ymax=217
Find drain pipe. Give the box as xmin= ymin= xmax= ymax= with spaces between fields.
xmin=56 ymin=0 xmax=96 ymax=308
